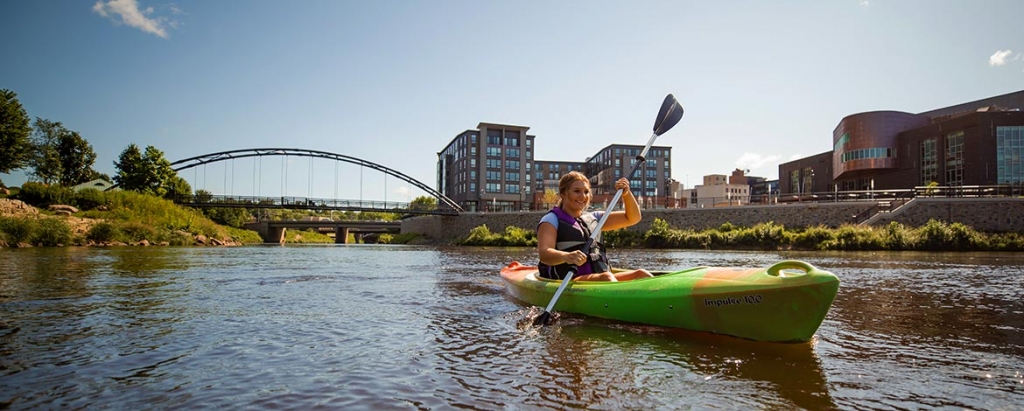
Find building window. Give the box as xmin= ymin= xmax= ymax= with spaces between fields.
xmin=920 ymin=139 xmax=938 ymax=186
xmin=506 ymin=160 xmax=520 ymax=170
xmin=997 ymin=126 xmax=1024 ymax=184
xmin=834 ymin=133 xmax=849 ymax=151
xmin=485 ymin=183 xmax=500 ymax=193
xmin=945 ymin=131 xmax=964 ymax=186
xmin=470 ymin=146 xmax=476 ymax=155
xmin=505 ymin=172 xmax=519 ymax=181
xmin=506 ymin=147 xmax=520 ymax=157
xmin=790 ymin=170 xmax=800 ymax=194
xmin=802 ymin=167 xmax=813 ymax=193
xmin=486 ymin=159 xmax=501 ymax=169
xmin=504 ymin=132 xmax=519 ymax=147
xmin=486 ymin=171 xmax=500 ymax=181
xmin=486 ymin=147 xmax=501 ymax=157
xmin=487 ymin=131 xmax=502 ymax=145
xmin=470 ymin=134 xmax=477 ymax=144
xmin=505 ymin=184 xmax=519 ymax=194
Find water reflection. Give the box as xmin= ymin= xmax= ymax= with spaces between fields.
xmin=1 ymin=246 xmax=1022 ymax=409
xmin=556 ymin=320 xmax=835 ymax=410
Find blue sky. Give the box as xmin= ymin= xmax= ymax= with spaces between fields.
xmin=2 ymin=0 xmax=1023 ymax=201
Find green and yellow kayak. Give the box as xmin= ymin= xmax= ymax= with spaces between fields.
xmin=501 ymin=260 xmax=840 ymax=342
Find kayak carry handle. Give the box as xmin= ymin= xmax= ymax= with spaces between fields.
xmin=766 ymin=260 xmax=816 ymax=278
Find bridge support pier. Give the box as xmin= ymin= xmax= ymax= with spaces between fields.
xmin=243 ymin=221 xmax=287 ymax=243
xmin=335 ymin=227 xmax=350 ymax=244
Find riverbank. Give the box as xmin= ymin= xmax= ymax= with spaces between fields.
xmin=0 ymin=196 xmax=256 ymax=248
xmin=455 ymin=217 xmax=1024 ymax=252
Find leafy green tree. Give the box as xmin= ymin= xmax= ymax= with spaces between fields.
xmin=113 ymin=144 xmax=178 ymax=196
xmin=165 ymin=175 xmax=192 ymax=201
xmin=113 ymin=144 xmax=145 ymax=190
xmin=203 ymin=207 xmax=252 ymax=228
xmin=0 ymin=89 xmax=33 ymax=174
xmin=89 ymin=170 xmax=112 ymax=183
xmin=26 ymin=118 xmax=97 ymax=186
xmin=409 ymin=195 xmax=437 ymax=211
xmin=28 ymin=118 xmax=64 ymax=184
xmin=56 ymin=129 xmax=97 ymax=186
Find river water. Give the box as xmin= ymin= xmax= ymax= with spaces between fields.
xmin=1 ymin=245 xmax=1021 ymax=410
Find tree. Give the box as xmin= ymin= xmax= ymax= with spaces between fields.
xmin=55 ymin=129 xmax=97 ymax=186
xmin=543 ymin=188 xmax=560 ymax=208
xmin=0 ymin=89 xmax=33 ymax=174
xmin=113 ymin=144 xmax=145 ymax=190
xmin=113 ymin=144 xmax=178 ymax=196
xmin=165 ymin=175 xmax=192 ymax=201
xmin=28 ymin=118 xmax=66 ymax=185
xmin=26 ymin=118 xmax=97 ymax=186
xmin=409 ymin=195 xmax=437 ymax=211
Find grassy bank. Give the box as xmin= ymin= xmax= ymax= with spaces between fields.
xmin=1 ymin=186 xmax=261 ymax=247
xmin=460 ymin=218 xmax=1024 ymax=252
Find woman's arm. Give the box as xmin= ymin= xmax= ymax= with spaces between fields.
xmin=537 ymin=222 xmax=587 ymax=266
xmin=601 ymin=178 xmax=642 ymax=231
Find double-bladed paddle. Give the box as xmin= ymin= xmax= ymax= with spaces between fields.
xmin=533 ymin=94 xmax=684 ymax=326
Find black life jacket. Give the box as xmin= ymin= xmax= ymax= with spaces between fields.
xmin=537 ymin=207 xmax=610 ymax=280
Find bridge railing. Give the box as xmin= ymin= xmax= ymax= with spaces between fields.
xmin=171 ymin=194 xmax=458 ymax=215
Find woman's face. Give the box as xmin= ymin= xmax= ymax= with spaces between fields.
xmin=561 ymin=180 xmax=591 ymax=216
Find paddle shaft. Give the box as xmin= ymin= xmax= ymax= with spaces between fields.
xmin=540 ymin=132 xmax=660 ymax=314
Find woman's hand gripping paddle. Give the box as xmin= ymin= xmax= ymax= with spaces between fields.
xmin=533 ymin=94 xmax=684 ymax=326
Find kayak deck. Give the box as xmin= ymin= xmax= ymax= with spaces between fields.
xmin=501 ymin=260 xmax=840 ymax=342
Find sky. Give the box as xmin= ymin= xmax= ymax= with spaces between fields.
xmin=2 ymin=0 xmax=1023 ymax=202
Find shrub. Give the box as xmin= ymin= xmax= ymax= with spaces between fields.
xmin=87 ymin=222 xmax=120 ymax=243
xmin=917 ymin=219 xmax=954 ymax=251
xmin=377 ymin=233 xmax=394 ymax=244
xmin=882 ymin=221 xmax=914 ymax=251
xmin=390 ymin=232 xmax=421 ymax=244
xmin=16 ymin=182 xmax=75 ymax=208
xmin=792 ymin=225 xmax=835 ymax=250
xmin=203 ymin=207 xmax=252 ymax=228
xmin=35 ymin=218 xmax=72 ymax=246
xmin=0 ymin=216 xmax=36 ymax=244
xmin=74 ymin=188 xmax=106 ymax=211
xmin=734 ymin=221 xmax=787 ymax=247
xmin=120 ymin=221 xmax=156 ymax=242
xmin=643 ymin=218 xmax=676 ymax=248
xmin=605 ymin=228 xmax=643 ymax=248
xmin=462 ymin=224 xmax=498 ymax=245
xmin=500 ymin=225 xmax=536 ymax=246
xmin=947 ymin=222 xmax=987 ymax=251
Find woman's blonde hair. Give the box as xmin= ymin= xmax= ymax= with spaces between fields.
xmin=557 ymin=171 xmax=590 ymax=207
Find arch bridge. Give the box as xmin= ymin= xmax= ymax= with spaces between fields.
xmin=169 ymin=148 xmax=461 ymax=216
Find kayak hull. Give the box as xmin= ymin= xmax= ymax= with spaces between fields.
xmin=500 ymin=260 xmax=840 ymax=342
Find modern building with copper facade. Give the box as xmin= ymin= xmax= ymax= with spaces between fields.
xmin=780 ymin=89 xmax=1024 ymax=195
xmin=438 ymin=124 xmax=673 ymax=211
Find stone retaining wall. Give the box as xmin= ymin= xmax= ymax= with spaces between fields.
xmin=401 ymin=198 xmax=1024 ymax=243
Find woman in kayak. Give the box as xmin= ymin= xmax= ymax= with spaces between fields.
xmin=537 ymin=171 xmax=653 ymax=282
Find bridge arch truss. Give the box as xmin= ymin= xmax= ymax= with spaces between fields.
xmin=170 ymin=148 xmax=462 ymax=213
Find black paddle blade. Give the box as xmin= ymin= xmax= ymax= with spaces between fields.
xmin=532 ymin=311 xmax=553 ymax=326
xmin=653 ymin=93 xmax=684 ymax=136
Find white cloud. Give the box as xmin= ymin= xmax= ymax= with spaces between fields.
xmin=860 ymin=0 xmax=870 ymax=6
xmin=92 ymin=0 xmax=172 ymax=38
xmin=393 ymin=186 xmax=412 ymax=199
xmin=736 ymin=152 xmax=782 ymax=171
xmin=990 ymin=50 xmax=1013 ymax=66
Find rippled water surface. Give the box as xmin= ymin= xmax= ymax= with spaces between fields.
xmin=1 ymin=246 xmax=1022 ymax=409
